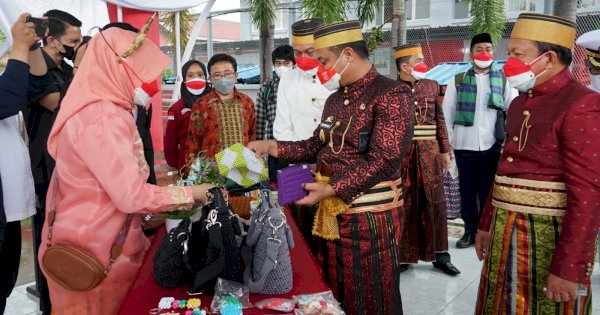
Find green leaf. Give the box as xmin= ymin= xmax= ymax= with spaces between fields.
xmin=249 ymin=0 xmax=278 ymax=29
xmin=300 ymin=0 xmax=347 ymax=23
xmin=356 ymin=0 xmax=383 ymax=25
xmin=366 ymin=24 xmax=385 ymax=54
xmin=466 ymin=0 xmax=506 ymax=45
xmin=160 ymin=10 xmax=193 ymax=52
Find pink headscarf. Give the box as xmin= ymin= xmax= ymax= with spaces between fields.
xmin=47 ymin=27 xmax=170 ymax=157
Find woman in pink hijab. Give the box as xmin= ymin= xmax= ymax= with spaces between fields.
xmin=39 ymin=26 xmax=213 ymax=314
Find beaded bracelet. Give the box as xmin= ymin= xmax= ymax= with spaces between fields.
xmin=158 ymin=297 xmax=175 ymax=310
xmin=155 ymin=297 xmax=205 ymax=315
xmin=187 ymin=298 xmax=201 ymax=309
xmin=185 ymin=308 xmax=206 ymax=315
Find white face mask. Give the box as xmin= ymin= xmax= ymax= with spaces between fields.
xmin=185 ymin=78 xmax=207 ymax=95
xmin=275 ymin=66 xmax=291 ymax=78
xmin=322 ymin=73 xmax=341 ymax=91
xmin=472 ymin=51 xmax=494 ymax=69
xmin=503 ymin=53 xmax=548 ymax=92
xmin=409 ymin=62 xmax=429 ymax=80
xmin=474 ymin=59 xmax=493 ymax=68
xmin=317 ymin=53 xmax=350 ymax=91
xmin=133 ymin=87 xmax=152 ymax=106
xmin=589 ymin=73 xmax=600 ymax=92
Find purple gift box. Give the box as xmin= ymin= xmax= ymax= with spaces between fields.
xmin=277 ymin=163 xmax=314 ymax=206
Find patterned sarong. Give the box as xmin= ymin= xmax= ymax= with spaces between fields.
xmin=315 ymin=207 xmax=405 ymax=315
xmin=400 ymin=139 xmax=448 ymax=263
xmin=476 ymin=208 xmax=593 ymax=314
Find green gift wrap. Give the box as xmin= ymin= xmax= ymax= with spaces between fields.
xmin=215 ymin=143 xmax=268 ymax=188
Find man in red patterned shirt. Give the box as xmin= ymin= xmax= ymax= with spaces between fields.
xmin=475 ymin=13 xmax=600 ymax=314
xmin=184 ymin=54 xmax=255 ymax=168
xmin=248 ymin=20 xmax=414 ymax=315
xmin=394 ymin=43 xmax=459 ymax=276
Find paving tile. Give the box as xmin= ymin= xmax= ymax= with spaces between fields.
xmin=5 ymin=290 xmax=39 ymax=315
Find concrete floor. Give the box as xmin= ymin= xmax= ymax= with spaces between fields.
xmin=6 ymin=224 xmax=600 ymax=315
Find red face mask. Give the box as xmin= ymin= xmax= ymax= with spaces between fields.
xmin=316 ymin=65 xmax=336 ymax=84
xmin=502 ymin=53 xmax=548 ymax=92
xmin=295 ymin=57 xmax=320 ymax=71
xmin=122 ymin=61 xmax=159 ymax=106
xmin=409 ymin=62 xmax=428 ymax=80
xmin=474 ymin=51 xmax=493 ymax=62
xmin=185 ymin=78 xmax=207 ymax=95
xmin=412 ymin=62 xmax=429 ymax=73
xmin=473 ymin=51 xmax=494 ymax=68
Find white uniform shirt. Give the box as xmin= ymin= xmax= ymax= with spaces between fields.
xmin=0 ymin=114 xmax=35 ymax=222
xmin=273 ymin=67 xmax=333 ymax=141
xmin=442 ymin=71 xmax=518 ymax=151
xmin=587 ymin=84 xmax=600 ymax=93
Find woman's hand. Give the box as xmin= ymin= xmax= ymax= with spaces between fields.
xmin=191 ymin=183 xmax=216 ymax=204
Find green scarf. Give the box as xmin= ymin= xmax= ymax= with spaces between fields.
xmin=454 ymin=64 xmax=505 ymax=126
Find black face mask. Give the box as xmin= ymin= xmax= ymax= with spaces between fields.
xmin=56 ymin=40 xmax=75 ymax=60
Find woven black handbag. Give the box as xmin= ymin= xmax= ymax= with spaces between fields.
xmin=187 ymin=187 xmax=242 ymax=294
xmin=153 ymin=218 xmax=192 ymax=288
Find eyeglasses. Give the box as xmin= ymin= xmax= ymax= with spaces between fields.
xmin=211 ymin=72 xmax=235 ymax=80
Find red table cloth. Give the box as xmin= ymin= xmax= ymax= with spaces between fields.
xmin=118 ymin=207 xmax=329 ymax=314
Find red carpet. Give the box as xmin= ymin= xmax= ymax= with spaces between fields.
xmin=118 ymin=207 xmax=329 ymax=314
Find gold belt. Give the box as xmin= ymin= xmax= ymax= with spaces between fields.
xmin=346 ymin=178 xmax=404 ymax=214
xmin=491 ymin=175 xmax=567 ymax=217
xmin=412 ymin=125 xmax=436 ymax=141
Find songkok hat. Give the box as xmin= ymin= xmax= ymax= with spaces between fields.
xmin=471 ymin=33 xmax=492 ymax=47
xmin=510 ymin=13 xmax=576 ymax=49
xmin=291 ymin=18 xmax=324 ymax=45
xmin=576 ymin=29 xmax=600 ymax=68
xmin=394 ymin=43 xmax=422 ymax=59
xmin=314 ymin=20 xmax=364 ymax=50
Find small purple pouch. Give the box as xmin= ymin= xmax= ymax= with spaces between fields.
xmin=277 ymin=163 xmax=314 ymax=206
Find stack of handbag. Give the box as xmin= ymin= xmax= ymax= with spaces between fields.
xmin=154 ymin=187 xmax=243 ymax=294
xmin=243 ymin=189 xmax=295 ymax=294
xmin=153 ymin=187 xmax=295 ymax=295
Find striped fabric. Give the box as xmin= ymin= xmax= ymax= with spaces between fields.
xmin=455 ymin=64 xmax=505 ymax=126
xmin=315 ymin=207 xmax=405 ymax=315
xmin=476 ymin=209 xmax=593 ymax=314
xmin=400 ymin=139 xmax=449 ymax=263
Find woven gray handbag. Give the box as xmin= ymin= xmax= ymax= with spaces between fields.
xmin=243 ymin=189 xmax=294 ymax=294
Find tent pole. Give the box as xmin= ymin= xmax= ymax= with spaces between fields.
xmin=174 ymin=11 xmax=182 ymax=100
xmin=207 ymin=16 xmax=213 ymax=59
xmin=181 ymin=0 xmax=216 ymax=64
xmin=117 ymin=5 xmax=123 ymax=22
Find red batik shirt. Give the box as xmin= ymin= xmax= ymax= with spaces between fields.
xmin=184 ymin=88 xmax=255 ymax=165
xmin=398 ymin=78 xmax=451 ymax=153
xmin=478 ymin=68 xmax=600 ymax=284
xmin=277 ymin=67 xmax=415 ymax=203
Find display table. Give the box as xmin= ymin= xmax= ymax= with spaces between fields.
xmin=118 ymin=207 xmax=329 ymax=314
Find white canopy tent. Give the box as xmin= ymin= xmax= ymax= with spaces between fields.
xmin=0 ymin=0 xmax=217 ymax=100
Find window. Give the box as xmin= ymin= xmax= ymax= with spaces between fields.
xmin=579 ymin=0 xmax=600 ymax=8
xmin=251 ymin=11 xmax=286 ymax=33
xmin=506 ymin=0 xmax=535 ymax=13
xmin=406 ymin=0 xmax=430 ymax=20
xmin=454 ymin=0 xmax=470 ymax=19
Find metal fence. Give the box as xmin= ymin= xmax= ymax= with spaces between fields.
xmin=163 ymin=1 xmax=600 ymax=87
